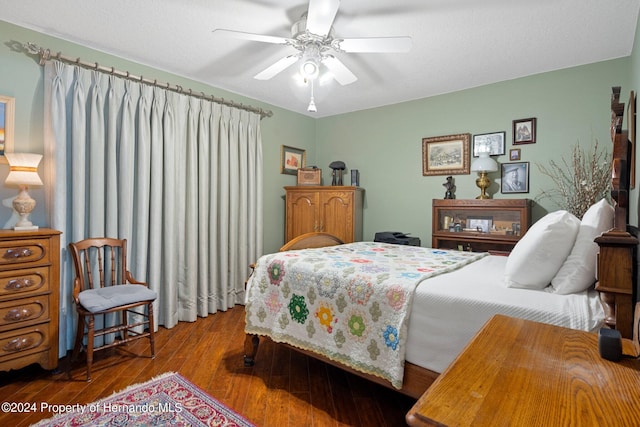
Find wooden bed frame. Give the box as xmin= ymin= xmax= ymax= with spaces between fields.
xmin=244 ymin=87 xmax=639 ymax=399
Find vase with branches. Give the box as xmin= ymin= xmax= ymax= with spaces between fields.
xmin=536 ymin=141 xmax=612 ymax=219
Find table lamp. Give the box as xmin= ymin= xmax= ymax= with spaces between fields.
xmin=470 ymin=152 xmax=498 ymax=199
xmin=5 ymin=153 xmax=43 ymax=230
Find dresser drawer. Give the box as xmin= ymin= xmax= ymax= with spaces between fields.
xmin=0 ymin=230 xmax=60 ymax=372
xmin=0 ymin=238 xmax=50 ymax=269
xmin=0 ymin=295 xmax=49 ymax=332
xmin=0 ymin=325 xmax=50 ymax=362
xmin=0 ymin=266 xmax=49 ymax=300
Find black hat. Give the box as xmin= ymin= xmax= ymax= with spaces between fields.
xmin=329 ymin=161 xmax=346 ymax=170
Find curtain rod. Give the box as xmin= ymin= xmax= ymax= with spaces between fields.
xmin=24 ymin=42 xmax=273 ymax=119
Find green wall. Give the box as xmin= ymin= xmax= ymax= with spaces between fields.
xmin=1 ymin=18 xmax=638 ymax=254
xmin=315 ymin=59 xmax=631 ymax=245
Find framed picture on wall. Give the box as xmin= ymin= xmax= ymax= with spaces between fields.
xmin=509 ymin=148 xmax=521 ymax=161
xmin=281 ymin=145 xmax=306 ymax=175
xmin=628 ymin=91 xmax=636 ymax=189
xmin=0 ymin=95 xmax=15 ymax=164
xmin=513 ymin=118 xmax=536 ymax=145
xmin=501 ymin=162 xmax=529 ymax=194
xmin=422 ymin=133 xmax=471 ymax=176
xmin=472 ymin=131 xmax=505 ymax=157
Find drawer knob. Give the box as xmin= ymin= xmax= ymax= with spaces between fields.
xmin=3 ymin=336 xmax=34 ymax=352
xmin=3 ymin=247 xmax=33 ymax=260
xmin=4 ymin=308 xmax=34 ymax=322
xmin=5 ymin=278 xmax=35 ymax=291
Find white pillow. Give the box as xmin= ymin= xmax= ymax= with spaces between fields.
xmin=551 ymin=199 xmax=614 ymax=294
xmin=505 ymin=210 xmax=580 ymax=289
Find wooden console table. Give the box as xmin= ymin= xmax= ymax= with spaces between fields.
xmin=406 ymin=315 xmax=640 ymax=426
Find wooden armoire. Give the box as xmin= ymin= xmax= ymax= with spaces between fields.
xmin=284 ymin=186 xmax=364 ymax=244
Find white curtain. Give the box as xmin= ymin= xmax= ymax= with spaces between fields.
xmin=43 ymin=61 xmax=264 ymax=357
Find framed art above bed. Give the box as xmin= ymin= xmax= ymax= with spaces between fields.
xmin=513 ymin=117 xmax=536 ymax=145
xmin=422 ymin=133 xmax=471 ymax=176
xmin=472 ymin=131 xmax=505 ymax=157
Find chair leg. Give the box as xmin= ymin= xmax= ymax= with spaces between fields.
xmin=121 ymin=309 xmax=128 ymax=343
xmin=86 ymin=314 xmax=95 ymax=382
xmin=71 ymin=315 xmax=84 ymax=361
xmin=68 ymin=315 xmax=85 ymax=379
xmin=148 ymin=302 xmax=155 ymax=358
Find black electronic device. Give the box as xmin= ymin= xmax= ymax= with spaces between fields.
xmin=374 ymin=232 xmax=421 ymax=246
xmin=598 ymin=328 xmax=622 ymax=361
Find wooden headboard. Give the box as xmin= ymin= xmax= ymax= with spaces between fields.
xmin=594 ymin=87 xmax=639 ymax=339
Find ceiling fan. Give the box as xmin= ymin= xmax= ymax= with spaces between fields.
xmin=212 ymin=0 xmax=412 ymax=86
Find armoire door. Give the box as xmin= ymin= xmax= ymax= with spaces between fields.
xmin=285 ymin=190 xmax=318 ymax=242
xmin=319 ymin=191 xmax=354 ymax=243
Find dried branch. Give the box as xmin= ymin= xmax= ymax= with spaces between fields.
xmin=536 ymin=141 xmax=611 ymax=219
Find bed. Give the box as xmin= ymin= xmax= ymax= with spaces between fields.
xmin=244 ymin=87 xmax=639 ymax=399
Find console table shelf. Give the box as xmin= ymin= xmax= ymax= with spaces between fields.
xmin=432 ymin=199 xmax=531 ymax=252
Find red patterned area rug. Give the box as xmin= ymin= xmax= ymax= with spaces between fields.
xmin=33 ymin=372 xmax=255 ymax=426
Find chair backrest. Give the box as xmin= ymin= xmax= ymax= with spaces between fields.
xmin=69 ymin=238 xmax=129 ymax=302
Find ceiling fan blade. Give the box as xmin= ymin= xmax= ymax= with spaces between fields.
xmin=213 ymin=29 xmax=290 ymax=45
xmin=322 ymin=55 xmax=357 ymax=85
xmin=338 ymin=36 xmax=412 ymax=53
xmin=306 ymin=0 xmax=341 ymax=37
xmin=254 ymin=55 xmax=300 ymax=80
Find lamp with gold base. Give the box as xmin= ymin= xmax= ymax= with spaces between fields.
xmin=470 ymin=152 xmax=498 ymax=199
xmin=5 ymin=153 xmax=43 ymax=230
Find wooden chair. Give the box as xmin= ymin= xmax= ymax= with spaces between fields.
xmin=68 ymin=237 xmax=157 ymax=381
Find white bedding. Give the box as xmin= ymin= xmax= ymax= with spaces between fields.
xmin=405 ymin=255 xmax=605 ymax=373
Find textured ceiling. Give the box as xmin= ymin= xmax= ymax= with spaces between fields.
xmin=1 ymin=0 xmax=639 ymax=117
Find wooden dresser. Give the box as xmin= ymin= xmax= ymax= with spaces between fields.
xmin=0 ymin=229 xmax=61 ymax=372
xmin=284 ymin=186 xmax=364 ymax=244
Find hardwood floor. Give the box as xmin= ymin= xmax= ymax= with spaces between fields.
xmin=0 ymin=305 xmax=416 ymax=426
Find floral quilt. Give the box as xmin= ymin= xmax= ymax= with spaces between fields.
xmin=244 ymin=242 xmax=488 ymax=388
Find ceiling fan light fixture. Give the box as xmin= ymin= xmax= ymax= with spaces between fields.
xmin=300 ymin=43 xmax=322 ymax=79
xmin=300 ymin=58 xmax=320 ymax=79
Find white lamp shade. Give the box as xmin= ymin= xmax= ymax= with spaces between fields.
xmin=471 ymin=152 xmax=498 ymax=173
xmin=5 ymin=153 xmax=43 ymax=186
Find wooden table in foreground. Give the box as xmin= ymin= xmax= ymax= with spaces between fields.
xmin=406 ymin=315 xmax=640 ymax=427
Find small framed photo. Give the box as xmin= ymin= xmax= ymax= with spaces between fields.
xmin=513 ymin=118 xmax=536 ymax=145
xmin=467 ymin=217 xmax=493 ymax=233
xmin=422 ymin=133 xmax=471 ymax=176
xmin=472 ymin=132 xmax=505 ymax=157
xmin=281 ymin=145 xmax=306 ymax=175
xmin=501 ymin=162 xmax=529 ymax=194
xmin=509 ymin=148 xmax=521 ymax=161
xmin=0 ymin=95 xmax=15 ymax=164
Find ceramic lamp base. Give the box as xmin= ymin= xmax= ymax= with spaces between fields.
xmin=12 ymin=186 xmax=38 ymax=230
